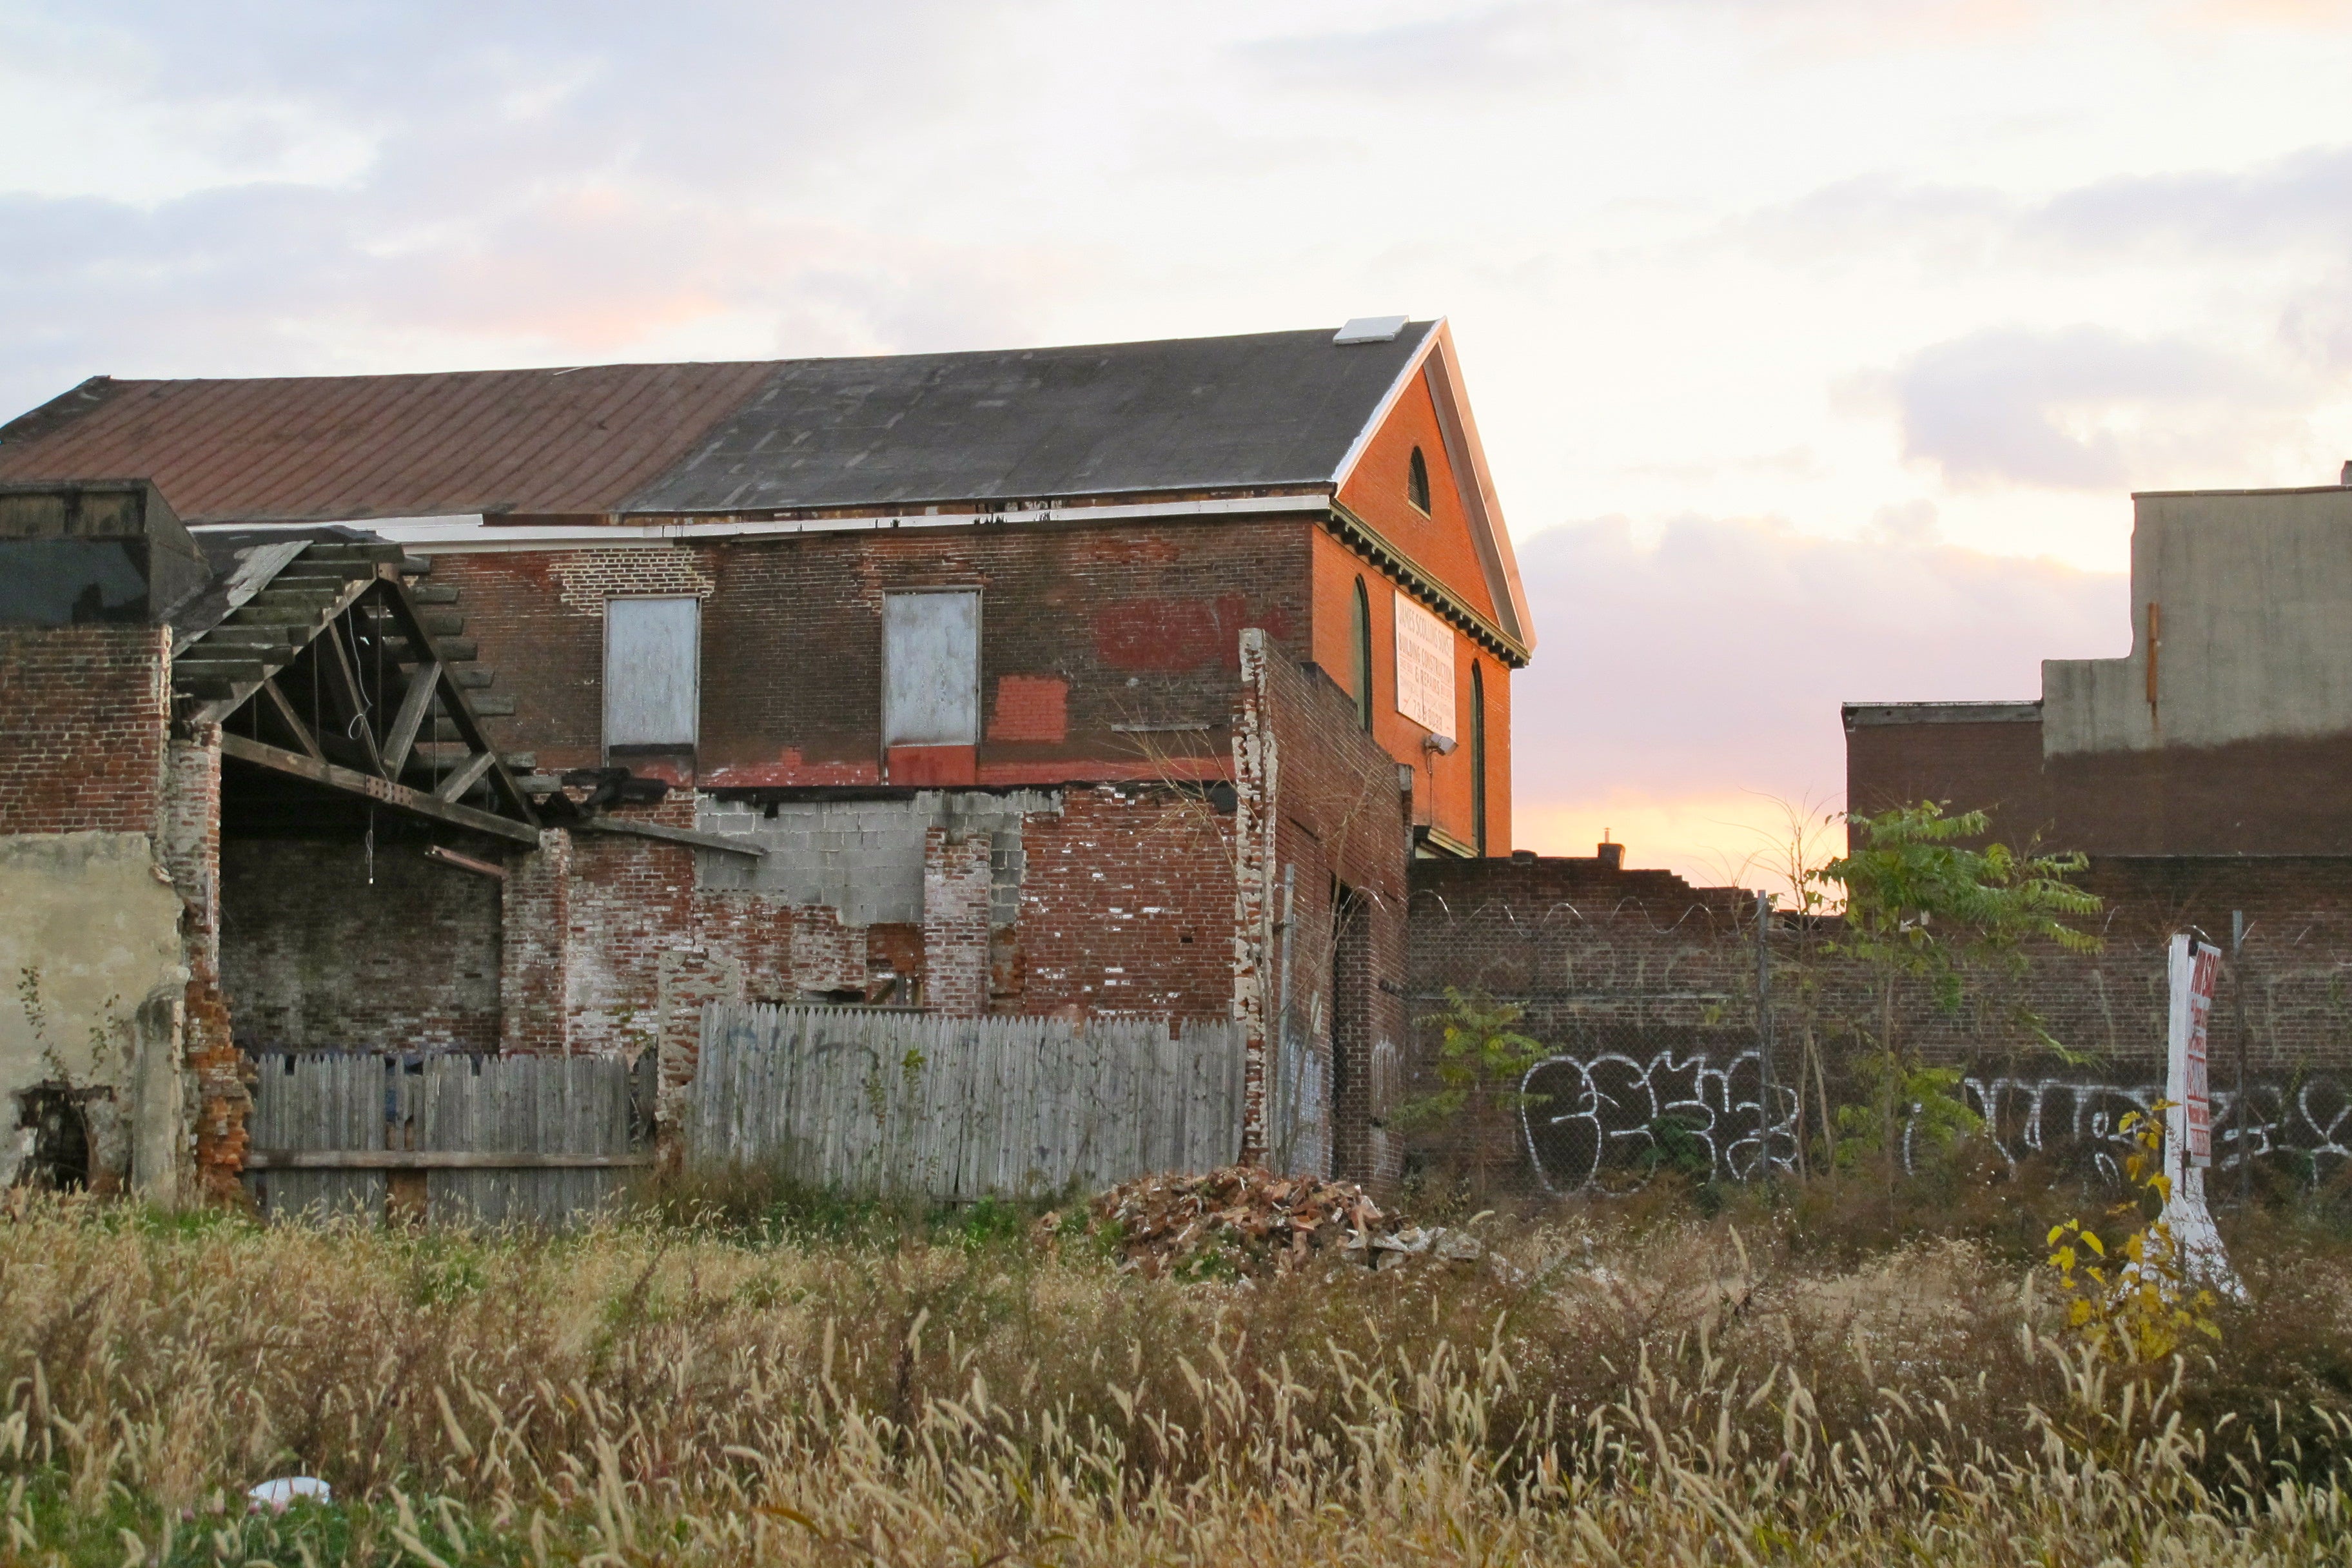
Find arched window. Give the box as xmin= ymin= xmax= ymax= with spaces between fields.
xmin=1471 ymin=662 xmax=1489 ymax=856
xmin=1407 ymin=447 xmax=1431 ymax=514
xmin=1351 ymin=577 xmax=1375 ymax=732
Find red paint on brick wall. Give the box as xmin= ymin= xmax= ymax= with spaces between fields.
xmin=435 ymin=518 xmax=1318 ymax=787
xmin=888 ymin=745 xmax=978 ymax=787
xmin=1306 ymin=531 xmax=1510 ymax=855
xmin=701 ymin=750 xmax=884 ymax=788
xmin=1092 ymin=593 xmax=1257 ymax=672
xmin=987 ymin=675 xmax=1068 ymax=743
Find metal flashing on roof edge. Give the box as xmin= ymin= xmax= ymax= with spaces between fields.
xmin=1335 ymin=316 xmax=1409 ymax=344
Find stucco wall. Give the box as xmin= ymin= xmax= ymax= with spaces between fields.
xmin=2046 ymin=487 xmax=2352 ymax=756
xmin=0 ymin=832 xmax=186 ymax=1193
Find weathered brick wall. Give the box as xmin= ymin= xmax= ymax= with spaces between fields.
xmin=431 ymin=518 xmax=1313 ymax=787
xmin=500 ymin=829 xmax=574 ymax=1054
xmin=220 ymin=836 xmax=503 ymax=1053
xmin=1257 ymin=640 xmax=1413 ymax=1185
xmin=922 ymin=829 xmax=992 ymax=1017
xmin=557 ymin=806 xmax=701 ymax=1055
xmin=1845 ymin=713 xmax=2051 ymax=843
xmin=0 ymin=625 xmax=170 ymax=836
xmin=1017 ymin=785 xmax=1237 ymax=1019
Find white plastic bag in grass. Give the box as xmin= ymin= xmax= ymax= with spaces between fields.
xmin=247 ymin=1477 xmax=331 ymax=1513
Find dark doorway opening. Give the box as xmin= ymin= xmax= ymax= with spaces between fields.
xmin=1331 ymin=883 xmax=1371 ymax=1182
xmin=15 ymin=1088 xmax=90 ymax=1191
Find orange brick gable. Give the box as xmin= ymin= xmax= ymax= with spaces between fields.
xmin=1306 ymin=529 xmax=1511 ymax=856
xmin=1335 ymin=371 xmax=1500 ymax=623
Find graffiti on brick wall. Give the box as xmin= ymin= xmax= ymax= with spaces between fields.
xmin=1520 ymin=1048 xmax=2352 ymax=1191
xmin=1521 ymin=1048 xmax=1799 ymax=1193
xmin=1967 ymin=1075 xmax=2352 ymax=1184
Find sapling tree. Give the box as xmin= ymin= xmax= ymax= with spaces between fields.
xmin=1392 ymin=988 xmax=1548 ymax=1193
xmin=1815 ymin=802 xmax=2102 ymax=1200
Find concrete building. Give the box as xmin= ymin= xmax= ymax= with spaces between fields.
xmin=0 ymin=320 xmax=1532 ymax=1195
xmin=1848 ymin=478 xmax=2352 ymax=855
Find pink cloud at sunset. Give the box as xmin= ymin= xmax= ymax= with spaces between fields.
xmin=1506 ymin=513 xmax=2125 ymax=888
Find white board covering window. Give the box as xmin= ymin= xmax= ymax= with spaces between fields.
xmin=883 ymin=590 xmax=980 ymax=746
xmin=604 ymin=596 xmax=700 ymax=750
xmin=1393 ymin=594 xmax=1455 ymax=737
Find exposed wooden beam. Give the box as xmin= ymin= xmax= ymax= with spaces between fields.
xmin=258 ymin=676 xmax=324 ymax=762
xmin=424 ymin=845 xmax=507 ymax=880
xmin=380 ymin=659 xmax=440 ymax=777
xmin=220 ymin=732 xmax=541 ymax=845
xmin=368 ymin=580 xmax=533 ymax=818
xmin=316 ymin=612 xmax=383 ymax=772
xmin=186 ymin=567 xmax=382 ymax=726
xmin=434 ymin=749 xmax=497 ymax=803
xmin=244 ymin=1150 xmax=653 ymax=1170
xmin=575 ymin=818 xmax=767 ymax=858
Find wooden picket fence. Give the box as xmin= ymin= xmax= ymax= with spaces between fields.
xmin=686 ymin=1005 xmax=1246 ymax=1200
xmin=240 ymin=1051 xmax=653 ymax=1225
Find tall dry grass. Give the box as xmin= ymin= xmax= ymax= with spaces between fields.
xmin=0 ymin=1192 xmax=2347 ymax=1565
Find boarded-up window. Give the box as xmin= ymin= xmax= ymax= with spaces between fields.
xmin=883 ymin=590 xmax=980 ymax=746
xmin=1393 ymin=594 xmax=1455 ymax=737
xmin=604 ymin=596 xmax=700 ymax=750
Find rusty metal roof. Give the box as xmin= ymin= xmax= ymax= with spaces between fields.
xmin=0 ymin=327 xmax=1437 ymax=524
xmin=0 ymin=362 xmax=778 ymax=524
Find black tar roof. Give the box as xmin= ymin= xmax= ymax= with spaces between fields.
xmin=627 ymin=323 xmax=1440 ymax=513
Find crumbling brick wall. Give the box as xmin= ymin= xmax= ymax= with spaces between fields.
xmin=1237 ymin=634 xmax=1415 ymax=1186
xmin=1018 ymin=785 xmax=1238 ymax=1019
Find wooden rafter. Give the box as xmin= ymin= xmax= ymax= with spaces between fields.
xmin=220 ymin=734 xmax=540 ymax=845
xmin=179 ymin=543 xmax=539 ymax=841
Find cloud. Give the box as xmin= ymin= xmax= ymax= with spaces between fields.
xmin=1867 ymin=326 xmax=2306 ymax=491
xmin=1508 ymin=513 xmax=2123 ymax=881
xmin=1234 ymin=3 xmax=1606 ymax=94
xmin=1745 ymin=145 xmax=2352 ymax=268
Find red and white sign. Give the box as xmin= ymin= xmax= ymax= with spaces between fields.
xmin=2168 ymin=934 xmax=2220 ymax=1168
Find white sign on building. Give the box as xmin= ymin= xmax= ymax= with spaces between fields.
xmin=1393 ymin=595 xmax=1455 ymax=737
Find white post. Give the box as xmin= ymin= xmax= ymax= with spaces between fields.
xmin=2164 ymin=933 xmax=2243 ymax=1299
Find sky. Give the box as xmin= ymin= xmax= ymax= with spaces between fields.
xmin=5 ymin=0 xmax=2351 ymax=886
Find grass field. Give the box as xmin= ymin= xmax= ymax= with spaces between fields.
xmin=0 ymin=1179 xmax=2349 ymax=1566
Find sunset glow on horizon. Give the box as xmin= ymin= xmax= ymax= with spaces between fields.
xmin=8 ymin=0 xmax=2352 ymax=883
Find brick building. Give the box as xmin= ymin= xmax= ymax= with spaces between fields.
xmin=0 ymin=318 xmax=1533 ymax=1193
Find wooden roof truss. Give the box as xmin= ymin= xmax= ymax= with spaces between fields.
xmin=175 ymin=540 xmax=540 ymax=845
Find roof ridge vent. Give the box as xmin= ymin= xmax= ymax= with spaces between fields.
xmin=1334 ymin=316 xmax=1408 ymax=345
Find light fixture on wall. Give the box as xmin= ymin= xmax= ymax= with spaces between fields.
xmin=1422 ymin=734 xmax=1457 ymax=756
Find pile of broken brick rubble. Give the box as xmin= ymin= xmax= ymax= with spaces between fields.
xmin=1049 ymin=1164 xmax=1484 ymax=1278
